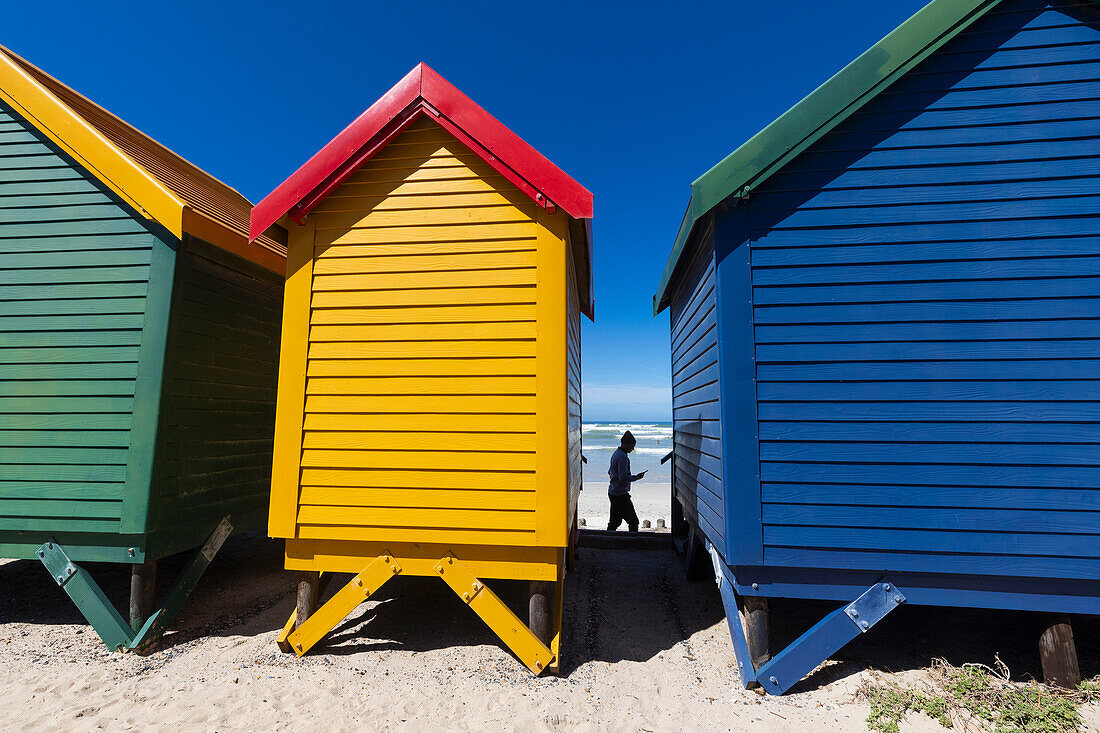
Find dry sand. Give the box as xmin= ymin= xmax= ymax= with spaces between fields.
xmin=0 ymin=532 xmax=1097 ymax=732
xmin=578 ymin=481 xmax=670 ymax=530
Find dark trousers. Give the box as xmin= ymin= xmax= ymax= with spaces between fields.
xmin=608 ymin=494 xmax=640 ymax=532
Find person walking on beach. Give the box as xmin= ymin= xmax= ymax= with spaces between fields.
xmin=608 ymin=430 xmax=646 ymax=532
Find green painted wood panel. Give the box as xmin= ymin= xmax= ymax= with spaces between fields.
xmin=146 ymin=235 xmax=282 ymax=554
xmin=0 ymin=99 xmax=160 ymax=536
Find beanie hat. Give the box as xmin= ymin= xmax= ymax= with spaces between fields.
xmin=621 ymin=430 xmax=636 ymax=447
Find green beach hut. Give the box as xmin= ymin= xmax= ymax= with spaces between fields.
xmin=0 ymin=45 xmax=286 ymax=651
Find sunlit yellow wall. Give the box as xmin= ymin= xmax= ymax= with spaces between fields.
xmin=269 ymin=117 xmax=577 ymax=552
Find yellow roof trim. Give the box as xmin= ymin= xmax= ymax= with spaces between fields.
xmin=0 ymin=47 xmax=184 ymax=238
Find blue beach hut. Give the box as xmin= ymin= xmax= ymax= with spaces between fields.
xmin=654 ymin=0 xmax=1100 ymax=694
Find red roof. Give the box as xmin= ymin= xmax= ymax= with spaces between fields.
xmin=249 ymin=63 xmax=593 ymax=241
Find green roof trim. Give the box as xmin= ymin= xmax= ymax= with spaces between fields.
xmin=653 ymin=0 xmax=1011 ymax=315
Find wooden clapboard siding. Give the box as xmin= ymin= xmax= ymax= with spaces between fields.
xmin=565 ymin=228 xmax=583 ymax=528
xmin=669 ymin=218 xmax=725 ymax=548
xmin=146 ymin=235 xmax=281 ymax=553
xmin=746 ymin=0 xmax=1100 ymax=580
xmin=0 ymin=99 xmax=157 ymax=535
xmin=291 ymin=116 xmax=557 ymax=545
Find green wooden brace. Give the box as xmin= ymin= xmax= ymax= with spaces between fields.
xmin=37 ymin=516 xmax=234 ymax=653
xmin=127 ymin=516 xmax=234 ymax=653
xmin=36 ymin=540 xmax=133 ymax=652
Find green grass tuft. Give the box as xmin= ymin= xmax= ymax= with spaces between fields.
xmin=861 ymin=660 xmax=1099 ymax=733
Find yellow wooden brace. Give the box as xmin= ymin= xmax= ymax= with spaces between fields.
xmin=276 ymin=572 xmax=329 ymax=653
xmin=433 ymin=553 xmax=554 ymax=675
xmin=285 ymin=554 xmax=400 ymax=657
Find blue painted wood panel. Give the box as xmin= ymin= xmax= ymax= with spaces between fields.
xmin=0 ymin=100 xmax=157 ymax=536
xmin=745 ymin=0 xmax=1100 ymax=584
xmin=669 ymin=218 xmax=726 ymax=548
xmin=714 ymin=207 xmax=763 ymax=565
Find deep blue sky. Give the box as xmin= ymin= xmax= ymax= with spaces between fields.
xmin=6 ymin=1 xmax=928 ymax=421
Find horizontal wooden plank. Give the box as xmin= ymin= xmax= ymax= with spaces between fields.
xmin=752 ymin=176 xmax=1100 ymax=215
xmin=671 ymin=399 xmax=722 ymax=423
xmin=761 ymin=441 xmax=1100 ymax=466
xmin=302 ymin=431 xmax=535 ymax=452
xmin=306 ymin=357 xmax=536 ymax=378
xmin=316 ymin=221 xmax=538 ymax=247
xmin=2 ymin=265 xmax=150 ymax=286
xmin=0 ymin=297 xmax=146 ymax=318
xmin=762 ymin=546 xmax=1100 ymax=580
xmin=308 ymin=321 xmax=536 ymax=343
xmin=0 ymin=464 xmax=126 ymax=482
xmin=312 ymin=267 xmax=537 ymax=291
xmin=0 ymin=330 xmax=142 ymax=348
xmin=329 ymin=175 xmax=515 ymax=199
xmin=302 ymin=412 xmax=537 ymax=433
xmin=0 ymin=362 xmax=139 ymax=380
xmin=315 ymin=240 xmax=538 ymax=259
xmin=306 ymin=375 xmax=535 ymax=395
xmin=301 ymin=448 xmax=534 ymax=472
xmin=762 ymin=483 xmax=1100 ymax=512
xmin=760 ymin=420 xmax=1100 ymax=444
xmin=311 ymin=249 xmax=537 ymax=276
xmin=815 ymin=116 xmax=1100 ymax=161
xmin=755 ymin=339 xmax=1100 ymax=363
xmin=758 ymin=379 xmax=1100 ymax=402
xmin=305 ymin=394 xmax=535 ymax=414
xmin=761 ymin=461 xmax=1100 ymax=488
xmin=298 ymin=486 xmax=535 ymax=511
xmin=0 ymin=481 xmax=124 ymax=501
xmin=751 ymin=217 xmax=1100 ymax=250
xmin=0 ymin=249 xmax=150 ymax=272
xmin=0 ymin=498 xmax=121 ymax=519
xmin=308 ymin=340 xmax=536 ymax=359
xmin=310 ymin=285 xmax=535 ymax=308
xmin=765 ymin=501 xmax=1100 ymax=530
xmin=0 ymin=413 xmax=132 ymax=430
xmin=758 ymin=401 xmax=1100 ymax=422
xmin=0 ymin=396 xmax=133 ymax=413
xmin=0 ymin=379 xmax=135 ymax=398
xmin=314 ymin=204 xmax=534 ymax=232
xmin=763 ymin=525 xmax=1100 ymax=558
xmin=754 ymin=298 xmax=1100 ymax=325
xmin=295 ymin=523 xmax=535 ymax=545
xmin=321 ymin=193 xmax=533 ymax=217
xmin=0 ymin=517 xmax=119 ymax=532
xmin=310 ymin=303 xmax=538 ymax=326
xmin=297 ymin=504 xmax=535 ymax=531
xmin=753 ymin=255 xmax=1100 ymax=287
xmin=299 ymin=467 xmax=535 ymax=491
xmin=0 ymin=282 xmax=148 ymax=301
xmin=0 ymin=445 xmax=128 ymax=465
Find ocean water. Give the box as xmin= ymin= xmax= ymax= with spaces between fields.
xmin=578 ymin=422 xmax=673 ymax=527
xmin=581 ymin=422 xmax=674 ymax=486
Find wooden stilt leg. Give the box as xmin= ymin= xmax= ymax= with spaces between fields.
xmin=129 ymin=561 xmax=157 ymax=633
xmin=566 ymin=510 xmax=578 ymax=573
xmin=739 ymin=595 xmax=771 ymax=670
xmin=529 ymin=580 xmax=553 ymax=648
xmin=1039 ymin=615 xmax=1081 ymax=688
xmin=295 ymin=571 xmax=320 ymax=630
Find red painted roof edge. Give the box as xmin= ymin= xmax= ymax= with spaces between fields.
xmin=249 ymin=62 xmax=593 ymax=241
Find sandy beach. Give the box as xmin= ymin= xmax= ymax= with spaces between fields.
xmin=0 ymin=532 xmax=1097 ymax=732
xmin=578 ymin=481 xmax=671 ymax=530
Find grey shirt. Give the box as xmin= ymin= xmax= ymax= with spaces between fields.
xmin=608 ymin=447 xmax=643 ymax=496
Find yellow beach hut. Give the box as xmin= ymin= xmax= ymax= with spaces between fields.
xmin=249 ymin=63 xmax=593 ymax=674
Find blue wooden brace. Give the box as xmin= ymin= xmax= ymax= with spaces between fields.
xmin=709 ymin=543 xmax=906 ymax=695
